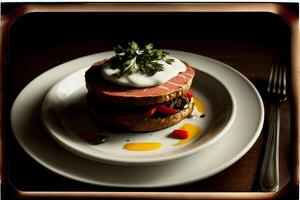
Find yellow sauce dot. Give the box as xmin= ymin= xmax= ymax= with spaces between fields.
xmin=173 ymin=123 xmax=201 ymax=146
xmin=124 ymin=142 xmax=162 ymax=151
xmin=194 ymin=96 xmax=206 ymax=113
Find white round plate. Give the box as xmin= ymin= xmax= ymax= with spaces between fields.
xmin=41 ymin=62 xmax=235 ymax=165
xmin=11 ymin=50 xmax=264 ymax=187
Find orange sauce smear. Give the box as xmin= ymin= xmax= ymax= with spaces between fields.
xmin=173 ymin=123 xmax=201 ymax=146
xmin=194 ymin=96 xmax=206 ymax=113
xmin=124 ymin=142 xmax=162 ymax=151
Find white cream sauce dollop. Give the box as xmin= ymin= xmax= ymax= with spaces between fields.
xmin=101 ymin=56 xmax=186 ymax=88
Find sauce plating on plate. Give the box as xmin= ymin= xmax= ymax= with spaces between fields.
xmin=80 ymin=95 xmax=206 ymax=151
xmin=123 ymin=142 xmax=162 ymax=151
xmin=173 ymin=123 xmax=201 ymax=146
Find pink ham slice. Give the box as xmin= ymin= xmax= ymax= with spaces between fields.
xmin=85 ymin=60 xmax=195 ymax=106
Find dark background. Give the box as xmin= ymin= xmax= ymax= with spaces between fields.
xmin=1 ymin=3 xmax=298 ymax=199
xmin=5 ymin=11 xmax=292 ymax=99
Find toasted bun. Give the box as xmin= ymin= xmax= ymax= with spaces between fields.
xmin=85 ymin=60 xmax=195 ymax=106
xmin=89 ymin=100 xmax=194 ymax=132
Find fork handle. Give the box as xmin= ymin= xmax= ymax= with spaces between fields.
xmin=258 ymin=104 xmax=280 ymax=192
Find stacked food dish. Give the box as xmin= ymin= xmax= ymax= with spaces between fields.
xmin=85 ymin=42 xmax=196 ymax=131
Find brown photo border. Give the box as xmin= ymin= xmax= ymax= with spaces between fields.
xmin=0 ymin=3 xmax=299 ymax=199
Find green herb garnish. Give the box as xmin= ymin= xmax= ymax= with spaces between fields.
xmin=107 ymin=41 xmax=175 ymax=78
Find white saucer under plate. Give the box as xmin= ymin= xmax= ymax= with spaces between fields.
xmin=41 ymin=63 xmax=235 ymax=165
xmin=11 ymin=50 xmax=264 ymax=187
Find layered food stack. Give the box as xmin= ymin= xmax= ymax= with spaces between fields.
xmin=85 ymin=42 xmax=196 ymax=131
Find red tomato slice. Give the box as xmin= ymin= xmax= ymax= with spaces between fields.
xmin=156 ymin=105 xmax=177 ymax=115
xmin=171 ymin=129 xmax=189 ymax=139
xmin=186 ymin=91 xmax=193 ymax=99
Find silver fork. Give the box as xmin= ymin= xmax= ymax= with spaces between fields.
xmin=258 ymin=65 xmax=287 ymax=192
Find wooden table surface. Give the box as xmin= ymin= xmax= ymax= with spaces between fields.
xmin=1 ymin=4 xmax=298 ymax=199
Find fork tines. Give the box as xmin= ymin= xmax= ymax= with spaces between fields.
xmin=267 ymin=65 xmax=287 ymax=96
